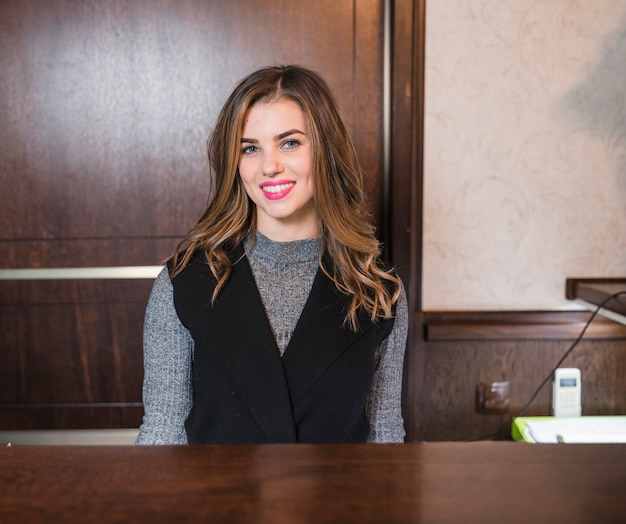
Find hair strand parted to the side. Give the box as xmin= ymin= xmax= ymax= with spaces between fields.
xmin=169 ymin=65 xmax=401 ymax=330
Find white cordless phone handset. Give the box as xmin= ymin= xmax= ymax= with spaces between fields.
xmin=552 ymin=368 xmax=582 ymax=417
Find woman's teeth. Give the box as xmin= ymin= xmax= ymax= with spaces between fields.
xmin=262 ymin=182 xmax=295 ymax=193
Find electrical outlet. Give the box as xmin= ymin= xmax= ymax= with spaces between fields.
xmin=476 ymin=381 xmax=510 ymax=414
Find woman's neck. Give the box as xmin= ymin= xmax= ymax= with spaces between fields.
xmin=255 ymin=222 xmax=321 ymax=242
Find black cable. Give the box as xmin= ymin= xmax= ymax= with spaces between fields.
xmin=468 ymin=290 xmax=626 ymax=441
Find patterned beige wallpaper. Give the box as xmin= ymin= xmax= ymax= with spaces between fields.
xmin=422 ymin=0 xmax=626 ymax=310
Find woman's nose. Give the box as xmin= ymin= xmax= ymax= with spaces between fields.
xmin=262 ymin=151 xmax=283 ymax=176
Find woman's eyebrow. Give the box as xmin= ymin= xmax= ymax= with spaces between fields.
xmin=275 ymin=129 xmax=305 ymax=141
xmin=240 ymin=129 xmax=306 ymax=144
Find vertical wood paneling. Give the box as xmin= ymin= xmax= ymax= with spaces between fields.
xmin=390 ymin=0 xmax=426 ymax=441
xmin=354 ymin=0 xmax=385 ymax=230
xmin=1 ymin=0 xmax=385 ymax=260
xmin=0 ymin=280 xmax=150 ymax=429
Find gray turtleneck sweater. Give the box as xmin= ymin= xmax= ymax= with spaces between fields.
xmin=136 ymin=232 xmax=408 ymax=444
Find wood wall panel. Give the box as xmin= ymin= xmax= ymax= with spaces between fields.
xmin=0 ymin=280 xmax=151 ymax=429
xmin=2 ymin=239 xmax=176 ymax=269
xmin=2 ymin=304 xmax=144 ymax=404
xmin=0 ymin=407 xmax=143 ymax=431
xmin=0 ymin=0 xmax=390 ymax=430
xmin=1 ymin=0 xmax=384 ymax=249
xmin=411 ymin=311 xmax=626 ymax=441
xmin=354 ymin=1 xmax=385 ymax=225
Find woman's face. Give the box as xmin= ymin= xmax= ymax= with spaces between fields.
xmin=238 ymin=99 xmax=319 ymax=241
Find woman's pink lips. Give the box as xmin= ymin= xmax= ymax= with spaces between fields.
xmin=260 ymin=180 xmax=295 ymax=200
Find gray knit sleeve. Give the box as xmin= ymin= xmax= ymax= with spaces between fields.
xmin=365 ymin=281 xmax=408 ymax=443
xmin=135 ymin=266 xmax=193 ymax=445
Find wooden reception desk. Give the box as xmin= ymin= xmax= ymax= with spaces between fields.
xmin=1 ymin=442 xmax=625 ymax=523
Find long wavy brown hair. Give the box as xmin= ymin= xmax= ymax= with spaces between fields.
xmin=170 ymin=65 xmax=400 ymax=330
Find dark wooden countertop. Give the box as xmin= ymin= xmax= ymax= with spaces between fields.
xmin=1 ymin=442 xmax=625 ymax=523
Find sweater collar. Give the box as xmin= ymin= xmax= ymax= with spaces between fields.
xmin=245 ymin=231 xmax=322 ymax=270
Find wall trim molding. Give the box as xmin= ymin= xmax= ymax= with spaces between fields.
xmin=422 ymin=310 xmax=626 ymax=341
xmin=0 ymin=266 xmax=163 ymax=280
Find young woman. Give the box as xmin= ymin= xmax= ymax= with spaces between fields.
xmin=136 ymin=65 xmax=408 ymax=444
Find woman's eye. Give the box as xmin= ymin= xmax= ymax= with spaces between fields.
xmin=281 ymin=139 xmax=300 ymax=150
xmin=241 ymin=145 xmax=258 ymax=155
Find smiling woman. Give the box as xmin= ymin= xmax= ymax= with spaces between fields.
xmin=136 ymin=65 xmax=409 ymax=445
xmin=0 ymin=0 xmax=416 ymax=440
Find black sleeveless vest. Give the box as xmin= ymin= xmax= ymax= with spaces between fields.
xmin=171 ymin=245 xmax=395 ymax=444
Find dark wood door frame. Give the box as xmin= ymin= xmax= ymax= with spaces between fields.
xmin=387 ymin=0 xmax=425 ymax=441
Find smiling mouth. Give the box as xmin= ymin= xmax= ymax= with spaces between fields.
xmin=261 ymin=182 xmax=295 ymax=194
